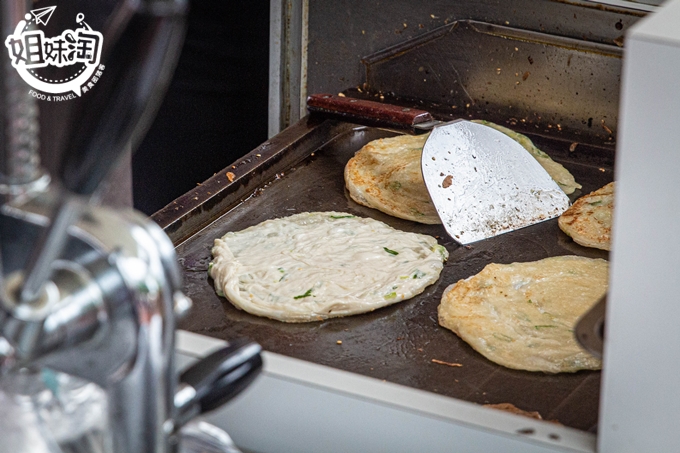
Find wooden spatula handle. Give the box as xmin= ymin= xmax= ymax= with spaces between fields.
xmin=307 ymin=93 xmax=433 ymax=129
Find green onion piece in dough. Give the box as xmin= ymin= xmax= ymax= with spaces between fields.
xmin=294 ymin=289 xmax=313 ymax=299
xmin=383 ymin=247 xmax=399 ymax=255
xmin=493 ymin=333 xmax=513 ymax=342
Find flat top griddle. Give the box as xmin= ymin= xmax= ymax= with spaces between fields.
xmin=173 ymin=119 xmax=612 ymax=432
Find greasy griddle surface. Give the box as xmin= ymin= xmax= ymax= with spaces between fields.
xmin=177 ymin=125 xmax=612 ymax=432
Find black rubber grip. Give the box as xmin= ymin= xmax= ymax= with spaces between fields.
xmin=179 ymin=339 xmax=263 ymax=414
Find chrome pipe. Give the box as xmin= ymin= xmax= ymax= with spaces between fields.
xmin=0 ymin=200 xmax=183 ymax=453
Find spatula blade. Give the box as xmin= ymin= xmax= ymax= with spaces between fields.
xmin=422 ymin=120 xmax=570 ymax=244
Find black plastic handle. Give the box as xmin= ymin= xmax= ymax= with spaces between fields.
xmin=175 ymin=338 xmax=262 ymax=427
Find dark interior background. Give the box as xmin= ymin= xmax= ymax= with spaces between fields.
xmin=132 ymin=1 xmax=270 ymax=215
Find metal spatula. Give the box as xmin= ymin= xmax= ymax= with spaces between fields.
xmin=421 ymin=119 xmax=569 ymax=244
xmin=307 ymin=94 xmax=570 ymax=244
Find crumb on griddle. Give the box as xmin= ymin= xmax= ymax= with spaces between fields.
xmin=431 ymin=358 xmax=463 ymax=367
xmin=485 ymin=403 xmax=543 ymax=420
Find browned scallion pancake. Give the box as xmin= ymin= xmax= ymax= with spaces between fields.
xmin=558 ymin=182 xmax=614 ymax=251
xmin=344 ymin=123 xmax=580 ymax=224
xmin=344 ymin=134 xmax=439 ymax=223
xmin=438 ymin=256 xmax=607 ymax=373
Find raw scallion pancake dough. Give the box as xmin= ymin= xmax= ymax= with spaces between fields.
xmin=210 ymin=212 xmax=448 ymax=322
xmin=344 ymin=122 xmax=580 ymax=224
xmin=438 ymin=256 xmax=606 ymax=373
xmin=558 ymin=182 xmax=614 ymax=251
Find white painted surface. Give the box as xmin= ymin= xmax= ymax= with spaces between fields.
xmin=600 ymin=0 xmax=680 ymax=451
xmin=177 ymin=331 xmax=594 ymax=453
